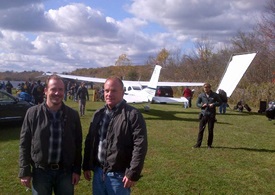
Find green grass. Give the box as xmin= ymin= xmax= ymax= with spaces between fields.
xmin=1 ymin=99 xmax=275 ymax=195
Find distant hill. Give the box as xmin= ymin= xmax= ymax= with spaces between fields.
xmin=0 ymin=65 xmax=154 ymax=82
xmin=0 ymin=71 xmax=44 ymax=81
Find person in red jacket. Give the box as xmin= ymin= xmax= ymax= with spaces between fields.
xmin=183 ymin=86 xmax=193 ymax=108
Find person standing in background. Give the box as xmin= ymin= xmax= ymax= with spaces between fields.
xmin=5 ymin=80 xmax=13 ymax=94
xmin=77 ymin=82 xmax=89 ymax=116
xmin=218 ymin=89 xmax=228 ymax=114
xmin=32 ymin=80 xmax=44 ymax=104
xmin=193 ymin=83 xmax=222 ymax=149
xmin=183 ymin=86 xmax=192 ymax=108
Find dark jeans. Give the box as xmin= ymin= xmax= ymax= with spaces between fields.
xmin=196 ymin=116 xmax=215 ymax=147
xmin=32 ymin=168 xmax=74 ymax=195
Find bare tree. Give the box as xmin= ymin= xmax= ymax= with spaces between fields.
xmin=258 ymin=0 xmax=275 ymax=47
xmin=257 ymin=0 xmax=275 ymax=82
xmin=191 ymin=36 xmax=215 ymax=81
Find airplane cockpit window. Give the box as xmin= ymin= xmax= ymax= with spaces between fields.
xmin=128 ymin=86 xmax=132 ymax=91
xmin=132 ymin=86 xmax=142 ymax=90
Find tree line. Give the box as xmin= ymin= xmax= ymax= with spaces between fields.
xmin=0 ymin=0 xmax=274 ymax=108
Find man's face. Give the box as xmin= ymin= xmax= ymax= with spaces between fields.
xmin=203 ymin=85 xmax=211 ymax=94
xmin=45 ymin=79 xmax=64 ymax=107
xmin=104 ymin=79 xmax=124 ymax=109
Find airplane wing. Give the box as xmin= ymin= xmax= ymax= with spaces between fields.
xmin=152 ymin=96 xmax=188 ymax=104
xmin=43 ymin=72 xmax=106 ymax=83
xmin=155 ymin=82 xmax=204 ymax=87
xmin=216 ymin=52 xmax=257 ymax=97
xmin=43 ymin=73 xmax=204 ymax=87
xmin=133 ymin=81 xmax=204 ymax=87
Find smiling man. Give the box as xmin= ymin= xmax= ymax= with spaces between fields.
xmin=19 ymin=75 xmax=82 ymax=194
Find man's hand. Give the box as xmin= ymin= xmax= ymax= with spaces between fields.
xmin=72 ymin=173 xmax=80 ymax=185
xmin=83 ymin=170 xmax=92 ymax=181
xmin=122 ymin=176 xmax=136 ymax=188
xmin=20 ymin=176 xmax=31 ymax=189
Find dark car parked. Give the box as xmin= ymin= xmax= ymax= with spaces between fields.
xmin=0 ymin=90 xmax=33 ymax=123
xmin=155 ymin=86 xmax=173 ymax=97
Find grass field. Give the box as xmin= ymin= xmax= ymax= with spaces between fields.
xmin=0 ymin=99 xmax=275 ymax=195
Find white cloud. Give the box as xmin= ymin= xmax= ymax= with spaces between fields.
xmin=0 ymin=0 xmax=268 ymax=72
xmin=129 ymin=0 xmax=265 ymax=42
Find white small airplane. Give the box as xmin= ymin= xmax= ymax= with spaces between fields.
xmin=43 ymin=52 xmax=257 ymax=106
xmin=43 ymin=65 xmax=204 ymax=104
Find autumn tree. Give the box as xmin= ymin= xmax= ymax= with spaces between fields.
xmin=156 ymin=48 xmax=169 ymax=67
xmin=114 ymin=54 xmax=132 ymax=79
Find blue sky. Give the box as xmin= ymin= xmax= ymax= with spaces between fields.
xmin=0 ymin=0 xmax=267 ymax=72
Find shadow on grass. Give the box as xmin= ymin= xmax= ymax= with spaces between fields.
xmin=86 ymin=108 xmax=98 ymax=112
xmin=214 ymin=146 xmax=275 ymax=153
xmin=141 ymin=108 xmax=199 ymax=121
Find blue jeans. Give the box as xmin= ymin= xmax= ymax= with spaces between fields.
xmin=219 ymin=102 xmax=227 ymax=114
xmin=32 ymin=168 xmax=74 ymax=195
xmin=93 ymin=166 xmax=131 ymax=195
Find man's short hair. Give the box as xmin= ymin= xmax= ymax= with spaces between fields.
xmin=45 ymin=75 xmax=64 ymax=88
xmin=203 ymin=83 xmax=211 ymax=88
xmin=105 ymin=77 xmax=124 ymax=90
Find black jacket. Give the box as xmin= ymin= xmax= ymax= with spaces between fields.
xmin=19 ymin=102 xmax=82 ymax=178
xmin=82 ymin=100 xmax=147 ymax=181
xmin=77 ymin=86 xmax=89 ymax=100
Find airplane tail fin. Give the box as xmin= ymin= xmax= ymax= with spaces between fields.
xmin=142 ymin=65 xmax=162 ymax=101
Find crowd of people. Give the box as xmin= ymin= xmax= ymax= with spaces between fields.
xmin=0 ymin=80 xmax=45 ymax=104
xmin=1 ymin=78 xmax=106 ymax=118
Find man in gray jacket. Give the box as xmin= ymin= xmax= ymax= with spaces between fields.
xmin=193 ymin=83 xmax=222 ymax=149
xmin=19 ymin=75 xmax=82 ymax=194
xmin=83 ymin=77 xmax=148 ymax=195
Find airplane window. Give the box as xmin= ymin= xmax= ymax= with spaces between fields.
xmin=132 ymin=86 xmax=142 ymax=90
xmin=128 ymin=87 xmax=131 ymax=91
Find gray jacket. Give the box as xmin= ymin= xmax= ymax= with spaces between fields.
xmin=82 ymin=100 xmax=147 ymax=181
xmin=19 ymin=102 xmax=82 ymax=178
xmin=196 ymin=90 xmax=222 ymax=117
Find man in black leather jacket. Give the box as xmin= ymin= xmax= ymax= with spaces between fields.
xmin=19 ymin=75 xmax=82 ymax=194
xmin=83 ymin=77 xmax=147 ymax=195
xmin=193 ymin=83 xmax=222 ymax=149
